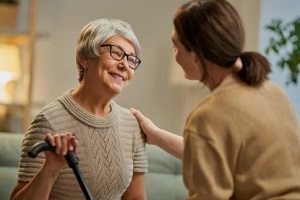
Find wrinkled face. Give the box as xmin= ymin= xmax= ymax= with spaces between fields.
xmin=171 ymin=29 xmax=202 ymax=81
xmin=81 ymin=34 xmax=137 ymax=96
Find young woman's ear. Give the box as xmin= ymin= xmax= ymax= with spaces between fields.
xmin=191 ymin=51 xmax=199 ymax=65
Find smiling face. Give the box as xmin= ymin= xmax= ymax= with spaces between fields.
xmin=171 ymin=29 xmax=202 ymax=81
xmin=80 ymin=34 xmax=137 ymax=97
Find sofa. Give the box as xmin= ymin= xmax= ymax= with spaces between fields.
xmin=145 ymin=145 xmax=188 ymax=200
xmin=0 ymin=132 xmax=187 ymax=200
xmin=0 ymin=133 xmax=23 ymax=200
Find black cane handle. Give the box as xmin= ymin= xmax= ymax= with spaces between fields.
xmin=28 ymin=140 xmax=55 ymax=158
xmin=27 ymin=140 xmax=93 ymax=200
xmin=28 ymin=140 xmax=79 ymax=167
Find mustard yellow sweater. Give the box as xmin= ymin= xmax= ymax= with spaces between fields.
xmin=183 ymin=81 xmax=300 ymax=200
xmin=18 ymin=90 xmax=148 ymax=200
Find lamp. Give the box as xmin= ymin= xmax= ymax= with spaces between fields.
xmin=0 ymin=44 xmax=21 ymax=103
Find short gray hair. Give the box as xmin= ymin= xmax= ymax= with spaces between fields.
xmin=75 ymin=18 xmax=141 ymax=82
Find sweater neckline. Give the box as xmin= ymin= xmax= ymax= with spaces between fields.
xmin=58 ymin=90 xmax=119 ymax=128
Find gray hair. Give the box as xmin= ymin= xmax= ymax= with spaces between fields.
xmin=75 ymin=18 xmax=141 ymax=82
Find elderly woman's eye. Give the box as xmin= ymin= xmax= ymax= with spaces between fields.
xmin=112 ymin=50 xmax=123 ymax=58
xmin=128 ymin=56 xmax=136 ymax=64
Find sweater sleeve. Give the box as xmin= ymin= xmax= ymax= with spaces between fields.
xmin=18 ymin=113 xmax=54 ymax=182
xmin=117 ymin=106 xmax=148 ymax=173
xmin=183 ymin=109 xmax=237 ymax=199
xmin=133 ymin=128 xmax=148 ymax=172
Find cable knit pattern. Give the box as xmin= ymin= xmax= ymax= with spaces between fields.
xmin=18 ymin=90 xmax=148 ymax=200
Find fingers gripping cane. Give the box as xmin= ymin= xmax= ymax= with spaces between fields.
xmin=28 ymin=141 xmax=94 ymax=200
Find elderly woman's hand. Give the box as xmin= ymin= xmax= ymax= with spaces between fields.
xmin=43 ymin=132 xmax=78 ymax=172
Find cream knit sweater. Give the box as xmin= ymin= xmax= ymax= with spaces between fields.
xmin=18 ymin=90 xmax=148 ymax=200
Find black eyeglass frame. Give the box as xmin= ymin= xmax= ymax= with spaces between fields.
xmin=100 ymin=44 xmax=141 ymax=70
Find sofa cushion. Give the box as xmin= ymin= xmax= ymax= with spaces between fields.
xmin=145 ymin=145 xmax=188 ymax=200
xmin=0 ymin=167 xmax=19 ymax=200
xmin=145 ymin=172 xmax=187 ymax=200
xmin=146 ymin=145 xmax=182 ymax=174
xmin=0 ymin=133 xmax=23 ymax=167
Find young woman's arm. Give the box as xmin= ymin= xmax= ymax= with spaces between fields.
xmin=131 ymin=108 xmax=184 ymax=160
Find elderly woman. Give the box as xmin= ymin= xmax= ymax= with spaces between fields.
xmin=11 ymin=18 xmax=148 ymax=200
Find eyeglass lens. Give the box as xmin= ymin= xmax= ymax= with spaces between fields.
xmin=110 ymin=45 xmax=140 ymax=69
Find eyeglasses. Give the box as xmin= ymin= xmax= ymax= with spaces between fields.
xmin=100 ymin=44 xmax=141 ymax=70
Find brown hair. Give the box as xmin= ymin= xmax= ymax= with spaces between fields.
xmin=173 ymin=0 xmax=271 ymax=86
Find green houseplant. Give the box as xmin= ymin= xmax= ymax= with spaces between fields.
xmin=265 ymin=17 xmax=300 ymax=85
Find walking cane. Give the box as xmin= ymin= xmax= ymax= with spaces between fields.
xmin=28 ymin=141 xmax=94 ymax=200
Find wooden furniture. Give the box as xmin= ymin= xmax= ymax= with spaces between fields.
xmin=0 ymin=0 xmax=37 ymax=133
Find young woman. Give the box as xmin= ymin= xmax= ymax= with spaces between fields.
xmin=131 ymin=0 xmax=300 ymax=199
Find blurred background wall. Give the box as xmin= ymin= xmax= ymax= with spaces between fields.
xmin=2 ymin=0 xmax=299 ymax=134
